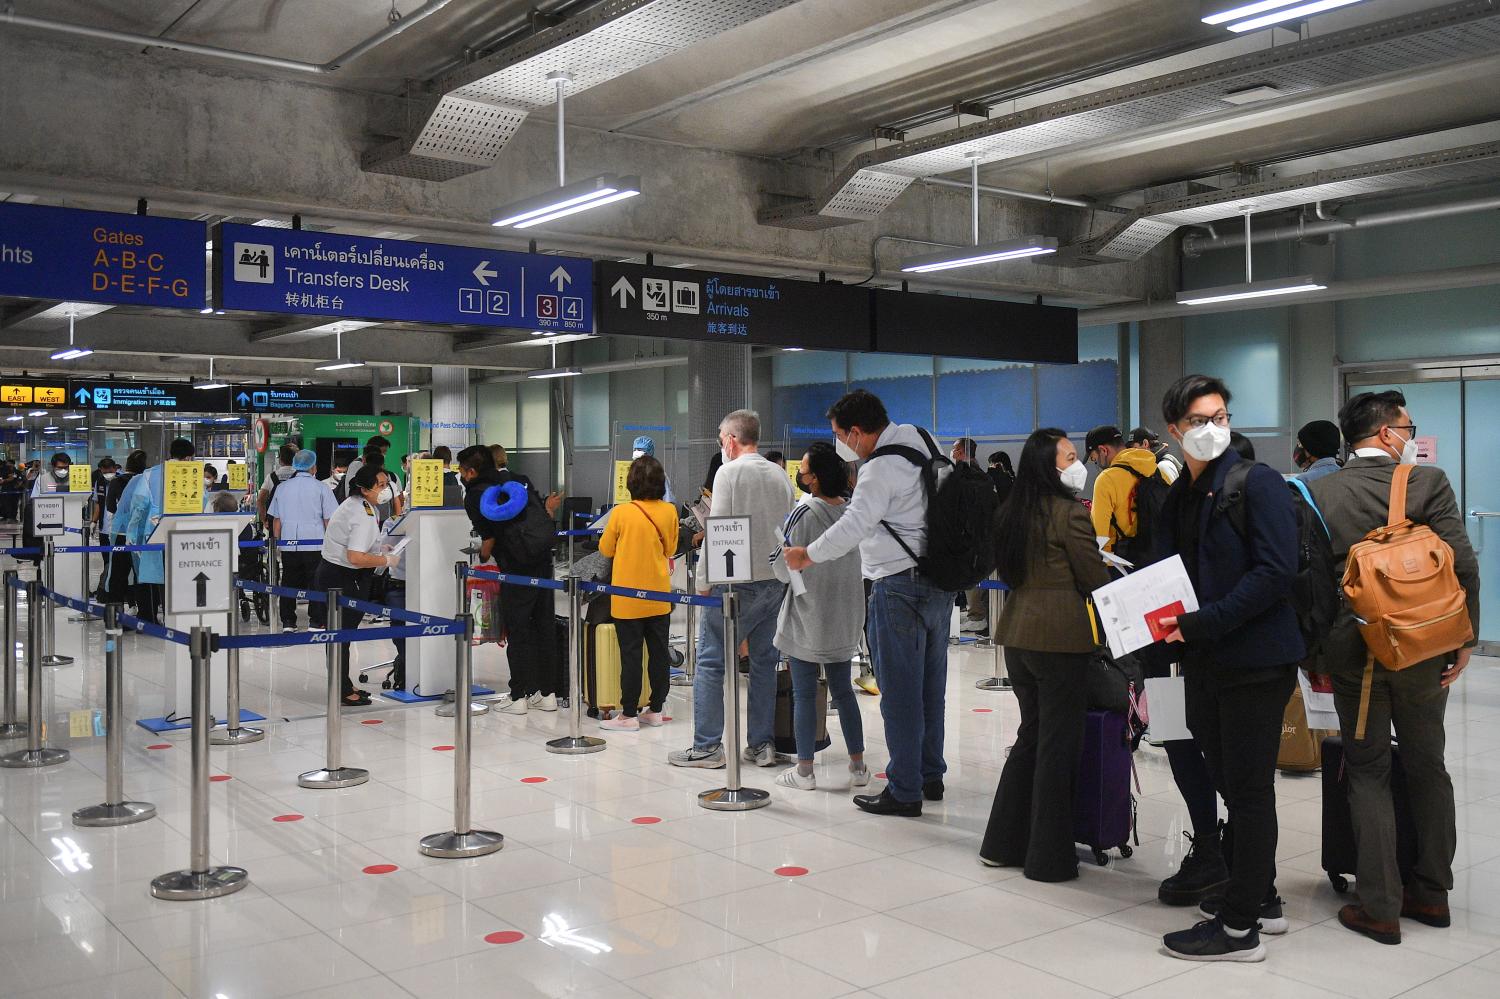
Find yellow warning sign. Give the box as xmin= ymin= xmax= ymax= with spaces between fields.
xmin=613 ymin=460 xmax=632 ymax=505
xmin=226 ymin=463 xmax=248 ymax=491
xmin=410 ymin=458 xmax=444 ymax=508
xmin=785 ymin=459 xmax=802 ymax=493
xmin=0 ymin=385 xmax=32 ymax=405
xmin=68 ymin=464 xmax=91 ymax=494
xmin=163 ymin=460 xmax=205 ymax=516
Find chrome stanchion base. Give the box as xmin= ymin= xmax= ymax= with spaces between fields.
xmin=208 ymin=726 xmax=265 ymax=746
xmin=975 ymin=677 xmax=1014 ymax=692
xmin=669 ymin=673 xmax=693 ymax=687
xmin=434 ymin=690 xmax=489 ymax=718
xmin=698 ymin=786 xmax=771 ymax=811
xmin=73 ymin=800 xmax=156 ymax=827
xmin=149 ymin=866 xmax=248 ymax=901
xmin=0 ymin=722 xmax=27 ymax=740
xmin=0 ymin=747 xmax=69 ymax=768
xmin=40 ymin=654 xmax=74 ymax=667
xmin=297 ymin=766 xmax=369 ymax=789
xmin=67 ymin=612 xmax=99 ymax=623
xmin=418 ymin=829 xmax=504 ymax=859
xmin=546 ymin=734 xmax=606 ymax=755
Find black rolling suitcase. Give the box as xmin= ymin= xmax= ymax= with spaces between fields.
xmin=1320 ymin=735 xmax=1418 ymax=894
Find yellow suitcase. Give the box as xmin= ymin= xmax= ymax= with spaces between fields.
xmin=585 ymin=622 xmax=653 ymax=711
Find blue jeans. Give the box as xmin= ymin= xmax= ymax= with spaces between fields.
xmin=788 ymin=658 xmax=864 ymax=762
xmin=867 ymin=571 xmax=954 ymax=803
xmin=692 ymin=579 xmax=785 ymax=752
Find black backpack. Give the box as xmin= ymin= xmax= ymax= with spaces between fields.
xmin=869 ymin=427 xmax=998 ymax=592
xmin=1110 ymin=466 xmax=1170 ymax=569
xmin=1216 ymin=462 xmax=1340 ymax=655
xmin=493 ymin=473 xmax=556 ymax=569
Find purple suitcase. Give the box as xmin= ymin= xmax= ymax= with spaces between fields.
xmin=1074 ymin=710 xmax=1137 ymax=865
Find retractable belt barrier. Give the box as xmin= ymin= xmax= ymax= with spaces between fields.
xmin=463 ymin=566 xmax=567 ymax=591
xmin=214 ymin=620 xmax=461 ymax=650
xmin=234 ymin=578 xmax=327 ymax=602
xmin=578 ymin=579 xmax=723 ymax=608
xmin=0 ymin=547 xmax=41 ymax=557
xmin=978 ymin=579 xmax=1011 ymax=591
xmin=8 ymin=541 xmax=269 ymax=556
xmin=556 ymin=529 xmax=602 ymax=538
xmin=32 ymin=583 xmax=191 ymax=645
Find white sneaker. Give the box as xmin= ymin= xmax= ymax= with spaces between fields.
xmin=960 ymin=616 xmax=987 ymax=633
xmin=529 ymin=693 xmax=558 ymax=712
xmin=776 ymin=768 xmax=815 ymax=790
xmin=638 ymin=710 xmax=666 ymax=727
xmin=600 ymin=714 xmax=639 ymax=731
xmin=497 ymin=697 xmax=529 ymax=715
xmin=850 ymin=764 xmax=871 ymax=788
xmin=741 ymin=743 xmax=777 ymax=767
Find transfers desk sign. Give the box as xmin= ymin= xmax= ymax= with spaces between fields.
xmin=214 ymin=224 xmax=592 ymax=332
xmin=0 ymin=203 xmax=204 ymax=309
xmin=165 ymin=529 xmax=233 ymax=616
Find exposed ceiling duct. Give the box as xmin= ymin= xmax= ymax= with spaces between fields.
xmin=757 ymin=0 xmax=1500 ymax=230
xmin=363 ymin=0 xmax=800 ymax=182
xmin=1054 ymin=140 xmax=1500 ymax=266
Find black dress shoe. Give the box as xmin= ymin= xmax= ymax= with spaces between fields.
xmin=854 ymin=788 xmax=922 ymax=817
xmin=923 ymin=779 xmax=944 ymax=801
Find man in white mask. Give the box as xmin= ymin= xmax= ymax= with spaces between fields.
xmin=1148 ymin=374 xmax=1306 ymax=965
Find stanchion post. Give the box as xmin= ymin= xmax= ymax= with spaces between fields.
xmin=437 ymin=563 xmax=487 ymax=717
xmin=547 ymin=575 xmax=604 ymax=755
xmin=699 ymin=587 xmax=769 ymax=811
xmin=69 ymin=516 xmax=99 ymax=623
xmin=150 ymin=626 xmax=247 ymax=900
xmin=0 ymin=570 xmax=25 ymax=739
xmin=975 ymin=584 xmax=1013 ymax=692
xmin=74 ymin=604 xmax=155 ymax=825
xmin=0 ymin=580 xmax=68 ymax=768
xmin=419 ymin=609 xmax=504 ymax=858
xmin=209 ymin=605 xmax=263 ymax=745
xmin=298 ymin=588 xmax=368 ymax=788
xmin=676 ymin=553 xmax=697 ymax=685
xmin=39 ymin=538 xmax=73 ymax=667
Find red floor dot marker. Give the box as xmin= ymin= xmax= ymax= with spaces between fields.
xmin=432 ymin=745 xmax=455 ymax=752
xmin=631 ymin=816 xmax=662 ymax=825
xmin=484 ymin=930 xmax=525 ymax=945
xmin=362 ymin=864 xmax=399 ymax=875
xmin=875 ymin=772 xmax=887 ymax=779
xmin=774 ymin=866 xmax=809 ymax=877
xmin=520 ymin=776 xmax=548 ymax=784
xmin=662 ymin=716 xmax=673 ymax=722
xmin=360 ymin=719 xmax=384 ymax=725
xmin=972 ymin=708 xmax=994 ymax=713
xmin=210 ymin=775 xmax=232 ymax=782
xmin=146 ymin=743 xmax=171 ymax=750
xmin=272 ymin=814 xmax=304 ymax=823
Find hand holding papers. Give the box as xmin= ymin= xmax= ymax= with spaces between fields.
xmin=1090 ymin=554 xmax=1199 ymax=658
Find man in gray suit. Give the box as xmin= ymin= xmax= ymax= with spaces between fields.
xmin=1310 ymin=390 xmax=1479 ymax=946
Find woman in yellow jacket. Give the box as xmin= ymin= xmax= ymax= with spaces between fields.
xmin=598 ymin=455 xmax=680 ymax=731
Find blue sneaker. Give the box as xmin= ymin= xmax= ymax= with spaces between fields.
xmin=1162 ymin=917 xmax=1265 ymax=963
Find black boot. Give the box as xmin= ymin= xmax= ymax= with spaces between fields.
xmin=923 ymin=779 xmax=944 ymax=801
xmin=854 ymin=788 xmax=922 ymax=817
xmin=1158 ymin=824 xmax=1229 ymax=906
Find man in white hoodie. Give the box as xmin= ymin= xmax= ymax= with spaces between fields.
xmin=668 ymin=409 xmax=794 ymax=769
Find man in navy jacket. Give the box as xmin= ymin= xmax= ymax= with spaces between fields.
xmin=1153 ymin=374 xmax=1305 ymax=964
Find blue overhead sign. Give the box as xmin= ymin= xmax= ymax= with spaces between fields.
xmin=213 ymin=224 xmax=593 ymax=332
xmin=0 ymin=202 xmax=205 ymax=309
xmin=231 ymin=384 xmax=371 ymax=414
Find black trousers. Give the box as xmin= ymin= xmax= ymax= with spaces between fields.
xmin=981 ymin=647 xmax=1090 ymax=882
xmin=500 ymin=564 xmax=557 ymax=699
xmin=104 ymin=533 xmax=134 ymax=606
xmin=614 ymin=613 xmax=671 ymax=716
xmin=314 ymin=560 xmax=373 ymax=697
xmin=278 ymin=550 xmax=325 ymax=628
xmin=1186 ymin=666 xmax=1296 ymax=930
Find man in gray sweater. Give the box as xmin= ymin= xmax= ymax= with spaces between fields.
xmin=669 ymin=409 xmax=795 ymax=769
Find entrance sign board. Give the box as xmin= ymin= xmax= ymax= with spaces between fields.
xmin=703 ymin=516 xmax=753 ymax=585
xmin=165 ymin=529 xmax=233 ymax=616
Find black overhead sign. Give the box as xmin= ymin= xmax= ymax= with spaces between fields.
xmin=230 ymin=384 xmax=372 ymax=414
xmin=596 ymin=261 xmax=873 ymax=351
xmin=71 ymin=380 xmax=230 ymax=413
xmin=872 ymin=289 xmax=1078 ymax=364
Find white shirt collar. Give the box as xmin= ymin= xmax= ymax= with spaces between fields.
xmin=1352 ymin=447 xmax=1394 ymax=459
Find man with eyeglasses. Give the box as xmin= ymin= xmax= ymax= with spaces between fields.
xmin=1309 ymin=390 xmax=1477 ymax=945
xmin=1149 ymin=374 xmax=1306 ymax=963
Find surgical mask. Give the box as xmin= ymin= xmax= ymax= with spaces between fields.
xmin=52 ymin=468 xmax=68 ymax=480
xmin=377 ymin=486 xmax=394 ymax=504
xmin=102 ymin=472 xmax=116 ymax=481
xmin=1059 ymin=459 xmax=1088 ymax=493
xmin=834 ymin=434 xmax=860 ymax=464
xmin=1181 ymin=422 xmax=1231 ymax=462
xmin=330 ymin=470 xmax=344 ymax=480
xmin=720 ymin=447 xmax=732 ymax=465
xmin=1390 ymin=428 xmax=1419 ymax=465
xmin=631 ymin=450 xmax=647 ymax=460
xmin=204 ymin=478 xmax=215 ymax=489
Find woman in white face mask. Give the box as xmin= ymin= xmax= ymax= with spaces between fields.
xmin=1056 ymin=438 xmax=1088 ymax=494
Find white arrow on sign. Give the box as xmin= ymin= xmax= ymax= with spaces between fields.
xmin=550 ymin=266 xmax=573 ymax=292
xmin=472 ymin=260 xmax=498 ymax=286
xmin=611 ymin=276 xmax=636 ymax=308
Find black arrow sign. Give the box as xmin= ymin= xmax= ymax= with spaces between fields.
xmin=722 ymin=549 xmax=736 ymax=579
xmin=193 ymin=571 xmax=209 ymax=607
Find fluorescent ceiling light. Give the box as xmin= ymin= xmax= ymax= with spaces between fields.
xmin=42 ymin=427 xmax=58 ymax=434
xmin=32 ymin=302 xmax=111 ymax=322
xmin=1202 ymin=0 xmax=1306 ymax=24
xmin=1176 ymin=275 xmax=1327 ymax=305
xmin=900 ymin=236 xmax=1059 ymax=273
xmin=4 ymin=415 xmax=21 ymax=422
xmin=214 ymin=416 xmax=240 ymax=423
xmin=314 ymin=327 xmax=364 ymax=371
xmin=1202 ymin=0 xmax=1367 ymax=31
xmin=511 ymin=333 xmax=597 ymax=347
xmin=300 ymin=320 xmax=379 ymax=335
xmin=27 ymin=410 xmax=46 ymax=417
xmin=491 ymin=175 xmax=641 ymax=229
xmin=62 ymin=414 xmax=85 ymax=420
xmin=313 ymin=360 xmax=364 ymax=371
xmin=1221 ymin=84 xmax=1284 ymax=105
xmin=14 ymin=429 xmax=26 ymax=435
xmin=527 ymin=366 xmax=583 ymax=380
xmin=380 ymin=385 xmax=420 ymax=395
xmin=783 ymin=347 xmax=805 ymax=352
xmin=49 ymin=347 xmax=93 ymax=361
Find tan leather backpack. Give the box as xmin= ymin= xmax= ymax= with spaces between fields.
xmin=1342 ymin=464 xmax=1472 ymax=736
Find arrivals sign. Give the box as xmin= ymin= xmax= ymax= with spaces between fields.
xmin=596 ymin=262 xmax=872 ymax=351
xmin=0 ymin=202 xmax=204 ymax=309
xmin=214 ymin=224 xmax=593 ymax=332
xmin=230 ymin=385 xmax=371 ymax=414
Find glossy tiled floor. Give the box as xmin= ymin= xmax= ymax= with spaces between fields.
xmin=3 ymin=585 xmax=1500 ymax=998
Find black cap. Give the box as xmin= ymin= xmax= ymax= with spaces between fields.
xmin=1297 ymin=420 xmax=1341 ymax=459
xmin=1085 ymin=425 xmax=1123 ymax=454
xmin=1128 ymin=426 xmax=1160 ymax=445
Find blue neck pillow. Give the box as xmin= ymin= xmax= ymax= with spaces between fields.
xmin=480 ymin=480 xmax=528 ymax=522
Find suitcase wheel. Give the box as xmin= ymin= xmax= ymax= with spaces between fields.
xmin=1330 ymin=874 xmax=1350 ymax=894
xmin=668 ymin=648 xmax=685 ymax=668
xmin=1092 ymin=848 xmax=1108 ymax=867
xmin=238 ymin=601 xmax=250 ymax=623
xmin=358 ymin=672 xmax=370 ymax=683
xmin=1118 ymin=844 xmax=1133 ymax=859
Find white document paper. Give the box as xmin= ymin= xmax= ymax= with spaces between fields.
xmin=1090 ymin=554 xmax=1200 ymax=658
xmin=1144 ymin=675 xmax=1192 ymax=742
xmin=1298 ymin=670 xmax=1341 ymax=730
xmin=787 ymin=568 xmax=808 ymax=597
xmin=1096 ymin=536 xmax=1135 ymax=572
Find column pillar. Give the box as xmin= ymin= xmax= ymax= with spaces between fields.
xmin=430 ymin=365 xmax=470 ymax=453
xmin=688 ymin=342 xmax=750 ymax=491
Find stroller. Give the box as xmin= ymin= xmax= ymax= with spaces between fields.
xmin=236 ymin=521 xmax=271 ymax=625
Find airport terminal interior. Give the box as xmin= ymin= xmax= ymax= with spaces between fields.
xmin=2 ymin=0 xmax=1500 ymax=996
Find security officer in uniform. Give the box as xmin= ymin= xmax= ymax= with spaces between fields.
xmin=268 ymin=449 xmax=338 ymax=632
xmin=315 ymin=464 xmax=400 ymax=706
